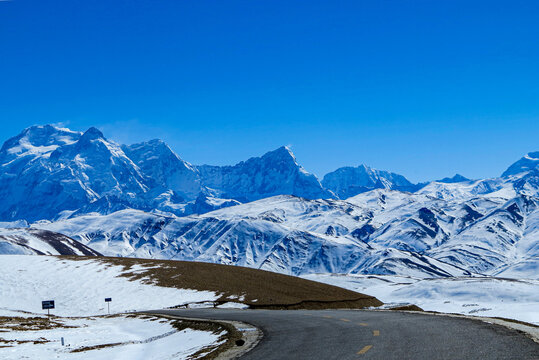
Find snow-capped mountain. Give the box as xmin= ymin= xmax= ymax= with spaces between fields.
xmin=322 ymin=164 xmax=422 ymax=199
xmin=197 ymin=146 xmax=333 ymax=202
xmin=0 ymin=124 xmax=537 ymax=280
xmin=0 ymin=126 xmax=330 ymax=221
xmin=436 ymin=174 xmax=471 ymax=183
xmin=34 ymin=164 xmax=539 ymax=278
xmin=122 ymin=139 xmax=202 ymax=202
xmin=0 ymin=126 xmax=152 ymax=222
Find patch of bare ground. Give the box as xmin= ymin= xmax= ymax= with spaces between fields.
xmin=388 ymin=304 xmax=424 ymax=311
xmin=0 ymin=316 xmax=75 ymax=346
xmin=161 ymin=317 xmax=241 ymax=360
xmin=490 ymin=317 xmax=539 ymax=328
xmin=70 ymin=342 xmax=123 ymax=353
xmin=0 ymin=312 xmax=236 ymax=356
xmin=0 ymin=316 xmax=73 ymax=332
xmin=60 ymin=256 xmax=383 ymax=309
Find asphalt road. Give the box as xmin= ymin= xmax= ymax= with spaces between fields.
xmin=150 ymin=309 xmax=539 ymax=360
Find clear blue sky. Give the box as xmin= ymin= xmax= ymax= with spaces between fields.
xmin=0 ymin=0 xmax=538 ymax=182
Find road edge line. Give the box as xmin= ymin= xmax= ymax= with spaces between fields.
xmin=372 ymin=309 xmax=539 ymax=344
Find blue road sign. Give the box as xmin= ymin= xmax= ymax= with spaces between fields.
xmin=105 ymin=298 xmax=112 ymax=302
xmin=42 ymin=300 xmax=55 ymax=310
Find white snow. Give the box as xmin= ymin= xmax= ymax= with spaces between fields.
xmin=0 ymin=255 xmax=232 ymax=359
xmin=0 ymin=220 xmax=29 ymax=229
xmin=0 ymin=315 xmax=223 ymax=360
xmin=216 ymin=302 xmax=249 ymax=309
xmin=304 ymin=274 xmax=539 ymax=325
xmin=0 ymin=255 xmax=219 ymax=317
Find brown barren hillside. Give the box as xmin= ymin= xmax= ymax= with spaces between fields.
xmin=61 ymin=256 xmax=383 ymax=310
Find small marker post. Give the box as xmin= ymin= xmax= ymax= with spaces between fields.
xmin=105 ymin=298 xmax=112 ymax=314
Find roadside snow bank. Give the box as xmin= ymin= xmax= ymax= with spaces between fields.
xmin=304 ymin=274 xmax=539 ymax=325
xmin=0 ymin=255 xmax=218 ymax=317
xmin=0 ymin=315 xmax=223 ymax=360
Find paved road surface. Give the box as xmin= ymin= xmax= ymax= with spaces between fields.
xmin=150 ymin=309 xmax=538 ymax=360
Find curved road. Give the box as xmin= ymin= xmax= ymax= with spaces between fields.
xmin=150 ymin=309 xmax=538 ymax=360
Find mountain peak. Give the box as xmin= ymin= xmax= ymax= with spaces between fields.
xmin=147 ymin=138 xmax=166 ymax=146
xmin=126 ymin=139 xmax=169 ymax=153
xmin=0 ymin=124 xmax=82 ymax=161
xmin=525 ymin=151 xmax=539 ymax=160
xmin=263 ymin=145 xmax=296 ymax=160
xmin=437 ymin=174 xmax=470 ymax=183
xmin=502 ymin=151 xmax=539 ymax=177
xmin=357 ymin=164 xmax=373 ymax=172
xmin=123 ymin=139 xmax=185 ymax=165
xmin=18 ymin=124 xmax=80 ymax=141
xmin=322 ymin=164 xmax=418 ymax=199
xmin=254 ymin=146 xmax=300 ymax=169
xmin=81 ymin=127 xmax=105 ymax=140
xmin=197 ymin=145 xmax=332 ymax=202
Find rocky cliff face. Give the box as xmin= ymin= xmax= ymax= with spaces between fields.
xmin=197 ymin=146 xmax=333 ymax=202
xmin=322 ymin=164 xmax=421 ymax=199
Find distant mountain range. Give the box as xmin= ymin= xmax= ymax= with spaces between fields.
xmin=1 ymin=125 xmax=537 ymax=279
xmin=0 ymin=125 xmax=333 ymax=222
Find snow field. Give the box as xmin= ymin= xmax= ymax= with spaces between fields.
xmin=304 ymin=274 xmax=539 ymax=324
xmin=0 ymin=255 xmax=219 ymax=317
xmin=0 ymin=315 xmax=224 ymax=360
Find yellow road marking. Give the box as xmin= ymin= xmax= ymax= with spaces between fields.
xmin=323 ymin=315 xmax=332 ymax=319
xmin=340 ymin=318 xmax=351 ymax=322
xmin=373 ymin=330 xmax=380 ymax=336
xmin=358 ymin=322 xmax=368 ymax=326
xmin=357 ymin=345 xmax=373 ymax=354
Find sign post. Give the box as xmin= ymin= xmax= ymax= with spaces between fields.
xmin=105 ymin=298 xmax=112 ymax=314
xmin=42 ymin=300 xmax=55 ymax=321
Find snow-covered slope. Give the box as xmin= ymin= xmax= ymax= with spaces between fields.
xmin=0 ymin=314 xmax=223 ymax=360
xmin=430 ymin=194 xmax=539 ymax=275
xmin=322 ymin=164 xmax=421 ymax=198
xmin=304 ymin=274 xmax=539 ymax=324
xmin=37 ymin=209 xmax=175 ymax=257
xmin=416 ymin=177 xmax=514 ymax=202
xmin=0 ymin=228 xmax=101 ymax=256
xmin=0 ymin=255 xmax=217 ymax=316
xmin=37 ymin=196 xmax=472 ymax=277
